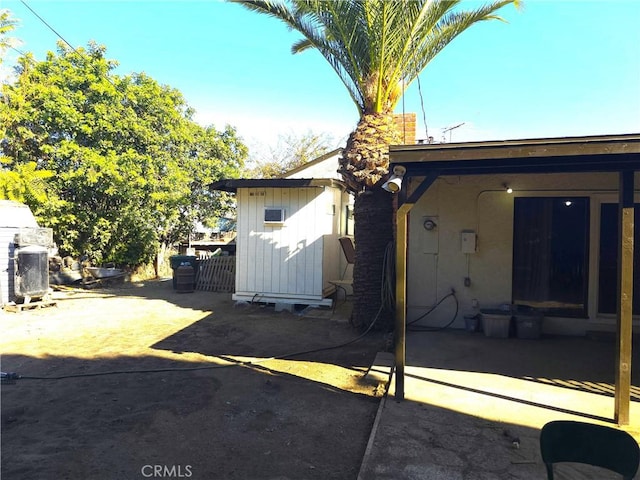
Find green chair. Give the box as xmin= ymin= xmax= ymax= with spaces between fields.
xmin=540 ymin=420 xmax=639 ymax=479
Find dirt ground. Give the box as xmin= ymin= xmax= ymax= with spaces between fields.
xmin=1 ymin=280 xmax=388 ymax=480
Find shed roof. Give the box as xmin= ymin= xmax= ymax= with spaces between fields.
xmin=209 ymin=177 xmax=348 ymax=193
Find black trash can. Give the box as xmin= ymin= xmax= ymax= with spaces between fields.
xmin=15 ymin=245 xmax=49 ymax=301
xmin=169 ymin=255 xmax=197 ymax=290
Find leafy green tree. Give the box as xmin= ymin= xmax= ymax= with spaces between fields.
xmin=0 ymin=161 xmax=53 ymax=203
xmin=0 ymin=42 xmax=246 ymax=267
xmin=234 ymin=0 xmax=519 ymax=329
xmin=0 ymin=9 xmax=18 ymax=63
xmin=178 ymin=123 xmax=246 ymax=233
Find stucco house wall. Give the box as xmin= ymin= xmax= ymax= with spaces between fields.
xmin=407 ymin=171 xmax=640 ymax=336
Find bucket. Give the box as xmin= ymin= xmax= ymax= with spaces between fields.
xmin=464 ymin=314 xmax=480 ymax=333
xmin=175 ymin=265 xmax=195 ymax=293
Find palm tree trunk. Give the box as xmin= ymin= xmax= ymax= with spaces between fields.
xmin=340 ymin=113 xmax=402 ymax=330
xmin=352 ymin=188 xmax=395 ymax=330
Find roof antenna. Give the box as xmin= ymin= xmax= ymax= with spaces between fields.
xmin=441 ymin=122 xmax=465 ymax=143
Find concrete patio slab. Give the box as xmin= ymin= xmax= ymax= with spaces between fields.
xmin=359 ymin=330 xmax=640 ymax=479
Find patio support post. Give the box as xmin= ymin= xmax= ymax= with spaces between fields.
xmin=615 ymin=169 xmax=634 ymax=425
xmin=394 ymin=202 xmax=411 ymax=401
xmin=393 ymin=171 xmax=440 ymax=401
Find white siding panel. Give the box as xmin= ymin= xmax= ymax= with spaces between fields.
xmin=235 ymin=188 xmax=265 ymax=295
xmin=272 ymin=188 xmax=285 ymax=294
xmin=322 ymin=188 xmax=344 ymax=290
xmin=304 ymin=188 xmax=315 ymax=293
xmin=292 ymin=188 xmax=307 ymax=295
xmin=252 ymin=188 xmax=266 ymax=292
xmin=252 ymin=189 xmax=266 ymax=293
xmin=234 ymin=189 xmax=248 ymax=293
xmin=234 ymin=186 xmax=344 ymax=303
xmin=286 ymin=188 xmax=299 ymax=294
xmin=0 ymin=228 xmax=17 ymax=306
xmin=311 ymin=188 xmax=331 ymax=294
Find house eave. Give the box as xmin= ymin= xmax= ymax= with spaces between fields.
xmin=390 ymin=133 xmax=640 ymax=176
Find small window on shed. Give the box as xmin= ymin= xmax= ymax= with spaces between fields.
xmin=264 ymin=208 xmax=285 ymax=224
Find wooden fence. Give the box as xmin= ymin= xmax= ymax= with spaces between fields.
xmin=196 ymin=256 xmax=235 ymax=292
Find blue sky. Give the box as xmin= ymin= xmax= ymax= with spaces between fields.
xmin=3 ymin=0 xmax=640 ymax=155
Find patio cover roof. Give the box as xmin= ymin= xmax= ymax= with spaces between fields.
xmin=389 ymin=133 xmax=640 ymax=425
xmin=390 ymin=133 xmax=640 ymax=178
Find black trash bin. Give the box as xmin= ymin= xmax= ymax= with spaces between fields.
xmin=169 ymin=255 xmax=197 ymax=290
xmin=15 ymin=245 xmax=49 ymax=301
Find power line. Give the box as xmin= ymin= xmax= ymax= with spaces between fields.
xmin=19 ymin=0 xmax=79 ymax=55
xmin=416 ymin=74 xmax=429 ymax=141
xmin=9 ymin=45 xmax=26 ymax=57
xmin=411 ymin=37 xmax=429 ymax=141
xmin=18 ymin=0 xmax=123 ymax=94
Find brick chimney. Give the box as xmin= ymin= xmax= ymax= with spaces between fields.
xmin=393 ymin=113 xmax=417 ymax=145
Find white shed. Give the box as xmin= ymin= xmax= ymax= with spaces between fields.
xmin=211 ymin=150 xmax=354 ymax=307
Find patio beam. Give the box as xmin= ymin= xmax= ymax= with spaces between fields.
xmin=615 ymin=169 xmax=634 ymax=425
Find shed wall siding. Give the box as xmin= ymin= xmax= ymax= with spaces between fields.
xmin=322 ymin=189 xmax=350 ymax=290
xmin=235 ymin=187 xmax=337 ymax=300
xmin=0 ymin=228 xmax=17 ymax=306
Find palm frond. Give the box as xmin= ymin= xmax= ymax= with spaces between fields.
xmin=232 ymin=0 xmax=520 ymax=114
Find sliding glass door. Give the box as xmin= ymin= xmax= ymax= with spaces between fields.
xmin=512 ymin=197 xmax=590 ymax=317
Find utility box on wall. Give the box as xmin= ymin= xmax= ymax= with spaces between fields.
xmin=461 ymin=231 xmax=477 ymax=254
